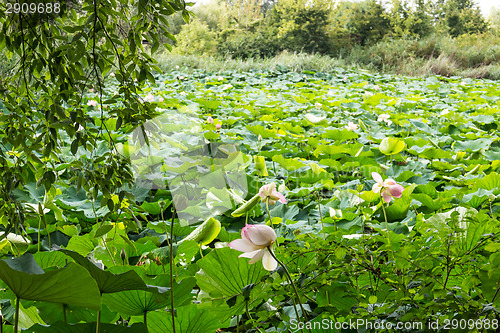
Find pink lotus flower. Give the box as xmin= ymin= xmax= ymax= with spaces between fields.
xmin=229 ymin=224 xmax=277 ymax=271
xmin=216 ymin=123 xmax=221 ymax=129
xmin=144 ymin=94 xmax=155 ymax=102
xmin=158 ymin=97 xmax=164 ymax=102
xmin=87 ymin=100 xmax=98 ymax=107
xmin=207 ymin=116 xmax=214 ymax=124
xmin=377 ymin=114 xmax=390 ymax=122
xmin=371 ymin=172 xmax=404 ymax=203
xmin=259 ymin=183 xmax=287 ymax=205
xmin=346 ymin=121 xmax=358 ymax=131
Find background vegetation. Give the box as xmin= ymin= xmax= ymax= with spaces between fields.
xmin=156 ymin=0 xmax=500 ymax=79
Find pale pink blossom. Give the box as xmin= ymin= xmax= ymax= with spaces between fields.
xmin=158 ymin=97 xmax=164 ymax=102
xmin=89 ymin=88 xmax=94 ymax=93
xmin=216 ymin=123 xmax=221 ymax=130
xmin=207 ymin=116 xmax=214 ymax=124
xmin=371 ymin=172 xmax=404 ymax=203
xmin=229 ymin=224 xmax=277 ymax=271
xmin=259 ymin=183 xmax=287 ymax=206
xmin=144 ymin=94 xmax=155 ymax=102
xmin=346 ymin=121 xmax=358 ymax=131
xmin=180 ymin=91 xmax=186 ymax=96
xmin=87 ymin=100 xmax=98 ymax=107
xmin=377 ymin=114 xmax=390 ymax=122
xmin=110 ymin=72 xmax=115 ymax=77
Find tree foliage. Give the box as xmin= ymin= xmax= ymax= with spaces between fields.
xmin=0 ymin=0 xmax=192 ymax=238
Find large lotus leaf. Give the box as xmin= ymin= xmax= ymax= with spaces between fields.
xmin=271 ymin=155 xmax=305 ymax=171
xmin=475 ymin=172 xmax=500 ymax=194
xmin=479 ymin=268 xmax=500 ymax=307
xmin=462 ymin=188 xmax=495 ymax=208
xmin=35 ymin=301 xmax=118 ymax=325
xmin=102 ymin=276 xmax=195 ymax=316
xmin=145 ymin=304 xmax=225 ymax=333
xmin=195 ymin=247 xmax=268 ymax=298
xmin=26 ymin=322 xmax=147 ymax=333
xmin=17 ymin=303 xmax=46 ymax=329
xmin=321 ymin=128 xmax=358 ymax=141
xmin=454 ymin=138 xmax=493 ymax=152
xmin=33 ymin=251 xmax=69 ymax=269
xmin=0 ymin=254 xmax=101 ymax=310
xmin=379 ymin=137 xmax=405 ymax=155
xmin=412 ymin=193 xmax=450 ymax=212
xmin=65 ymin=234 xmax=96 ymax=256
xmin=59 ymin=249 xmax=166 ymax=295
xmin=0 ymin=232 xmax=30 ymax=255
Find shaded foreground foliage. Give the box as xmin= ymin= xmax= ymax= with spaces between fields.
xmin=0 ymin=63 xmax=500 ymax=331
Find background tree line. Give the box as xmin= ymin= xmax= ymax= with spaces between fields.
xmin=167 ymin=0 xmax=493 ymax=58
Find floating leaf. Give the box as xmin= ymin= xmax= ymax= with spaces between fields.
xmin=379 ymin=137 xmax=405 ymax=155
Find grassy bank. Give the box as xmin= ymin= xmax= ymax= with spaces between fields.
xmin=156 ymin=33 xmax=500 ymax=80
xmin=2 ymin=34 xmax=499 ymax=80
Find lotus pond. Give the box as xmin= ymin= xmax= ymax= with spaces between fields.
xmin=1 ymin=67 xmax=500 ymax=332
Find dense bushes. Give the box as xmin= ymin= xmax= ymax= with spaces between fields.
xmin=170 ymin=0 xmax=492 ymax=60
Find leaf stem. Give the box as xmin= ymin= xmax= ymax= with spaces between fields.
xmin=380 ymin=197 xmax=390 ymax=245
xmin=245 ymin=299 xmax=264 ymax=333
xmin=96 ymin=307 xmax=101 ymax=333
xmin=315 ymin=192 xmax=326 ymax=239
xmin=170 ymin=208 xmax=176 ymax=333
xmin=14 ymin=297 xmax=19 ymax=333
xmin=266 ymin=200 xmax=272 ymax=229
xmin=267 ymin=247 xmax=310 ymax=333
xmin=144 ymin=311 xmax=148 ymax=332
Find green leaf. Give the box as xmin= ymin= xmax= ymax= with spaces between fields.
xmin=272 ymin=155 xmax=305 ymax=171
xmin=94 ymin=224 xmax=113 ymax=238
xmin=454 ymin=138 xmax=493 ymax=152
xmin=145 ymin=304 xmax=225 ymax=333
xmin=0 ymin=254 xmax=101 ymax=310
xmin=33 ymin=251 xmax=69 ymax=269
xmin=475 ymin=172 xmax=500 ymax=194
xmin=195 ymin=247 xmax=268 ymax=298
xmin=379 ymin=137 xmax=405 ymax=155
xmin=181 ymin=217 xmax=221 ymax=245
xmin=17 ymin=303 xmax=46 ymax=329
xmin=59 ymin=249 xmax=163 ymax=294
xmin=103 ymin=275 xmax=195 ymax=316
xmin=65 ymin=234 xmax=96 ymax=256
xmin=27 ymin=322 xmax=147 ymax=333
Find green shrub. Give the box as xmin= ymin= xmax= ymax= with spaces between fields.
xmin=172 ymin=18 xmax=217 ymax=56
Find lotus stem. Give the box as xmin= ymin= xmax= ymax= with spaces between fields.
xmin=144 ymin=311 xmax=148 ymax=332
xmin=267 ymin=247 xmax=310 ymax=333
xmin=266 ymin=200 xmax=272 ymax=229
xmin=245 ymin=299 xmax=264 ymax=333
xmin=380 ymin=197 xmax=390 ymax=245
xmin=14 ymin=297 xmax=19 ymax=333
xmin=315 ymin=192 xmax=326 ymax=239
xmin=96 ymin=308 xmax=101 ymax=333
xmin=170 ymin=208 xmax=176 ymax=333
